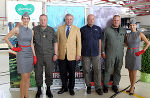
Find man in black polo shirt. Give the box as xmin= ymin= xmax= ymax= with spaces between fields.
xmin=80 ymin=14 xmax=103 ymax=95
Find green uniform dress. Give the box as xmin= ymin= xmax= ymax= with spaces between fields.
xmin=102 ymin=26 xmax=126 ymax=87
xmin=33 ymin=25 xmax=57 ymax=87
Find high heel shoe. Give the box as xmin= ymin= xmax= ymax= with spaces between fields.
xmin=129 ymin=87 xmax=135 ymax=96
xmin=126 ymin=90 xmax=130 ymax=93
xmin=126 ymin=87 xmax=135 ymax=93
xmin=129 ymin=92 xmax=134 ymax=95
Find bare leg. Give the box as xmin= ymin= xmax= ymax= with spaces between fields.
xmin=128 ymin=70 xmax=133 ymax=91
xmin=130 ymin=70 xmax=137 ymax=93
xmin=25 ymin=72 xmax=30 ymax=98
xmin=128 ymin=70 xmax=132 ymax=85
xmin=20 ymin=74 xmax=26 ymax=98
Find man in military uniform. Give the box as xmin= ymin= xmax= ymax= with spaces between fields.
xmin=102 ymin=15 xmax=126 ymax=93
xmin=33 ymin=14 xmax=58 ymax=98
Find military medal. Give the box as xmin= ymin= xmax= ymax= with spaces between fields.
xmin=43 ymin=34 xmax=46 ymax=38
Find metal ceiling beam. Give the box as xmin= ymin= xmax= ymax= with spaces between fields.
xmin=101 ymin=0 xmax=117 ymax=4
xmin=137 ymin=13 xmax=150 ymax=16
xmin=134 ymin=11 xmax=150 ymax=14
xmin=68 ymin=0 xmax=91 ymax=3
xmin=123 ymin=1 xmax=150 ymax=7
xmin=122 ymin=0 xmax=150 ymax=16
xmin=132 ymin=8 xmax=150 ymax=11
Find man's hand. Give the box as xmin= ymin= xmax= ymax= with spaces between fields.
xmin=53 ymin=54 xmax=58 ymax=61
xmin=102 ymin=52 xmax=106 ymax=59
xmin=76 ymin=56 xmax=80 ymax=61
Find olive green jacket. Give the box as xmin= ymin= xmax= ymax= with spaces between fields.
xmin=102 ymin=26 xmax=126 ymax=58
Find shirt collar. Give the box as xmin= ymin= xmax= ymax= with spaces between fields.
xmin=39 ymin=25 xmax=48 ymax=32
xmin=111 ymin=25 xmax=121 ymax=29
xmin=87 ymin=24 xmax=95 ymax=28
xmin=66 ymin=25 xmax=71 ymax=30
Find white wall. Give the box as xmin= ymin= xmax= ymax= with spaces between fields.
xmin=136 ymin=15 xmax=150 ymax=26
xmin=0 ymin=0 xmax=6 ymax=18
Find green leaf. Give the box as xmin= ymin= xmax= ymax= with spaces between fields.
xmin=141 ymin=39 xmax=150 ymax=74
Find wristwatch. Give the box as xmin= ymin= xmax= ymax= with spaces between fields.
xmin=100 ymin=52 xmax=105 ymax=55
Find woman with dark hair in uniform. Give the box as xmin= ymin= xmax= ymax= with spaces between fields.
xmin=125 ymin=19 xmax=150 ymax=95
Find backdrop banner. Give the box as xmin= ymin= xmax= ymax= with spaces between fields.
xmin=90 ymin=6 xmax=122 ymax=31
xmin=7 ymin=1 xmax=42 ymax=22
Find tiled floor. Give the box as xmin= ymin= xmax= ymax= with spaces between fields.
xmin=0 ymin=49 xmax=150 ymax=98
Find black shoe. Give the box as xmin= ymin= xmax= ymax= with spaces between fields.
xmin=46 ymin=90 xmax=53 ymax=98
xmin=69 ymin=89 xmax=75 ymax=96
xmin=87 ymin=87 xmax=91 ymax=94
xmin=58 ymin=88 xmax=68 ymax=94
xmin=126 ymin=90 xmax=130 ymax=93
xmin=126 ymin=87 xmax=135 ymax=93
xmin=103 ymin=86 xmax=108 ymax=93
xmin=129 ymin=87 xmax=135 ymax=95
xmin=35 ymin=90 xmax=42 ymax=98
xmin=96 ymin=89 xmax=103 ymax=95
xmin=129 ymin=92 xmax=134 ymax=95
xmin=112 ymin=85 xmax=119 ymax=93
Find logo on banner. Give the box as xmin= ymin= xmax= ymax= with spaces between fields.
xmin=15 ymin=4 xmax=35 ymax=15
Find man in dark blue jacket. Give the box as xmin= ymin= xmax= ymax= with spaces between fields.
xmin=80 ymin=14 xmax=103 ymax=95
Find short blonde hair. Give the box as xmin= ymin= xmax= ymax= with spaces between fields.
xmin=113 ymin=15 xmax=120 ymax=19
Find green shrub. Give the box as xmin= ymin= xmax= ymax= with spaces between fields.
xmin=141 ymin=42 xmax=150 ymax=74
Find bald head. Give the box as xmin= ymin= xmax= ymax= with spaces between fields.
xmin=87 ymin=14 xmax=95 ymax=27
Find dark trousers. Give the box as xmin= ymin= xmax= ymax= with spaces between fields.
xmin=59 ymin=57 xmax=76 ymax=90
xmin=35 ymin=55 xmax=54 ymax=87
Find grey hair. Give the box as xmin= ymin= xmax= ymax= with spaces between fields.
xmin=65 ymin=14 xmax=74 ymax=20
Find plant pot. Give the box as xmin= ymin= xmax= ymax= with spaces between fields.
xmin=140 ymin=72 xmax=150 ymax=83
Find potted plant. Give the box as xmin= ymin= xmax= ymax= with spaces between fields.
xmin=140 ymin=41 xmax=150 ymax=83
